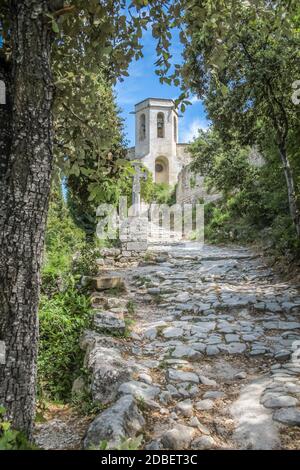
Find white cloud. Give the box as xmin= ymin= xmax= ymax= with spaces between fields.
xmin=182 ymin=118 xmax=209 ymax=143
xmin=190 ymin=95 xmax=200 ymax=104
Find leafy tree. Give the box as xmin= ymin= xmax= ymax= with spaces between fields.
xmin=190 ymin=129 xmax=258 ymax=196
xmin=0 ymin=0 xmax=170 ymax=437
xmin=190 ymin=127 xmax=299 ymax=254
xmin=177 ymin=0 xmax=300 ymax=236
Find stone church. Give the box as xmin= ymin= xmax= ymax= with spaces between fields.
xmin=127 ymin=97 xmax=219 ymax=204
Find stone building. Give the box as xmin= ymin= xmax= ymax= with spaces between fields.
xmin=127 ymin=98 xmax=191 ymax=185
xmin=127 ymin=97 xmax=220 ymax=204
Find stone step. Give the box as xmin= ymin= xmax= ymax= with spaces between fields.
xmin=93 ymin=310 xmax=126 ymax=336
xmin=83 ymin=274 xmax=125 ymax=291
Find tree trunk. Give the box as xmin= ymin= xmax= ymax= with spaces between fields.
xmin=0 ymin=0 xmax=55 ymax=438
xmin=0 ymin=54 xmax=12 ymax=181
xmin=278 ymin=143 xmax=300 ymax=238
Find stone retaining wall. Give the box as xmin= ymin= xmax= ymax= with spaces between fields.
xmin=176 ymin=163 xmax=221 ymax=205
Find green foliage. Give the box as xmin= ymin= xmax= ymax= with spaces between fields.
xmin=38 ymin=284 xmax=92 ymax=402
xmin=190 ymin=129 xmax=257 ymax=196
xmin=71 ymin=245 xmax=99 ymax=277
xmin=191 ymin=128 xmax=300 ymax=257
xmin=0 ymin=407 xmax=37 ymax=450
xmin=39 ymin=182 xmax=94 ymax=402
xmin=71 ymin=390 xmax=106 ymax=416
xmin=42 ymin=178 xmax=85 ymax=294
xmin=126 ymin=300 xmax=136 ymax=316
xmin=180 ymin=0 xmax=300 ymax=237
xmin=151 ymin=183 xmax=177 ymax=205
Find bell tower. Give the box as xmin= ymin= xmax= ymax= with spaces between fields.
xmin=133 ymin=98 xmax=181 ymax=185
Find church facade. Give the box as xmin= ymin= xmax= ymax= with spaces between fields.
xmin=127 ymin=98 xmax=191 ymax=185
xmin=127 ymin=97 xmax=220 ymax=205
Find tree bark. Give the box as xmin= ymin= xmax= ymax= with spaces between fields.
xmin=0 ymin=0 xmax=55 ymax=437
xmin=278 ymin=143 xmax=300 ymax=238
xmin=0 ymin=54 xmax=12 ymax=181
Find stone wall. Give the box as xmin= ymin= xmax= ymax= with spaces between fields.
xmin=176 ymin=163 xmax=221 ymax=205
xmin=176 ymin=143 xmax=192 ymax=167
xmin=120 ymin=216 xmax=148 ymax=258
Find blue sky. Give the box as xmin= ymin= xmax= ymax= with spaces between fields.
xmin=115 ymin=26 xmax=209 ymax=147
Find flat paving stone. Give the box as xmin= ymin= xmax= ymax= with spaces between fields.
xmin=166 ymin=369 xmax=199 ymax=384
xmin=273 ymin=408 xmax=300 ymax=426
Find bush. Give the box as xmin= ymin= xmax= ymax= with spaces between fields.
xmin=71 ymin=245 xmax=99 ymax=277
xmin=0 ymin=407 xmax=37 ymax=450
xmin=38 ymin=281 xmax=92 ymax=402
xmin=152 ymin=183 xmax=176 ymax=205
xmin=42 ymin=180 xmax=85 ymax=295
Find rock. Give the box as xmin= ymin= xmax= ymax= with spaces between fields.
xmin=159 ymin=391 xmax=173 ymax=404
xmin=203 ymin=391 xmax=225 ymax=400
xmin=274 ymin=350 xmax=291 ymax=362
xmin=161 ymin=424 xmax=195 ymax=450
xmin=262 ymin=395 xmax=298 ymax=409
xmin=176 ymin=292 xmax=191 ymax=302
xmin=263 ymin=321 xmax=300 ymax=330
xmin=171 ymin=345 xmax=202 ymax=361
xmin=195 ymin=399 xmax=214 ymax=410
xmin=130 ymin=331 xmax=141 ymax=341
xmin=145 ymin=440 xmax=162 ymax=450
xmin=206 ymin=334 xmax=223 ymax=345
xmin=197 ymin=303 xmax=211 ymax=312
xmin=225 ymin=334 xmax=240 ymax=343
xmin=93 ymin=311 xmax=125 ymax=335
xmin=175 ymin=399 xmax=194 ymax=417
xmin=198 ymin=375 xmax=217 ymax=387
xmin=273 ymin=408 xmax=300 ymax=426
xmin=105 ymin=297 xmax=128 ymax=309
xmin=242 ymin=334 xmax=260 ymax=342
xmin=249 ymin=348 xmax=267 ymax=356
xmin=234 ymin=371 xmax=247 ymax=380
xmin=34 ymin=419 xmax=82 ymax=450
xmin=84 ymin=343 xmax=131 ymax=405
xmin=87 ymin=275 xmax=125 ymax=291
xmin=190 ymin=342 xmax=206 ymax=353
xmin=119 ymin=380 xmax=160 ymax=401
xmin=189 ymin=416 xmax=201 ymax=428
xmin=191 ymin=435 xmax=216 ymax=450
xmin=147 ymin=287 xmax=161 ymax=295
xmin=166 ymin=384 xmax=180 ymax=397
xmin=265 ymin=302 xmax=281 ymax=312
xmin=138 ymin=373 xmax=153 ymax=385
xmin=206 ymin=345 xmax=220 ymax=356
xmin=167 ymin=369 xmax=199 ymax=384
xmin=71 ymin=376 xmax=86 ymax=396
xmin=231 ymin=378 xmax=281 ymax=449
xmin=225 ymin=342 xmax=247 ymax=354
xmin=100 ymin=248 xmax=121 ymax=258
xmin=191 ymin=322 xmax=216 ymax=334
xmin=144 ymin=328 xmax=157 ymax=340
xmin=84 ymin=395 xmax=145 ymax=449
xmin=163 ymin=327 xmax=183 ymax=338
xmin=177 ymin=383 xmax=199 ymax=398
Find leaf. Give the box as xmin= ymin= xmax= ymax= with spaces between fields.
xmin=220 ymin=84 xmax=229 ymax=97
xmin=52 ymin=20 xmax=60 ymax=34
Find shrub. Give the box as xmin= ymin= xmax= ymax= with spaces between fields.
xmin=152 ymin=183 xmax=176 ymax=205
xmin=38 ymin=283 xmax=92 ymax=402
xmin=71 ymin=245 xmax=99 ymax=277
xmin=0 ymin=407 xmax=37 ymax=450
